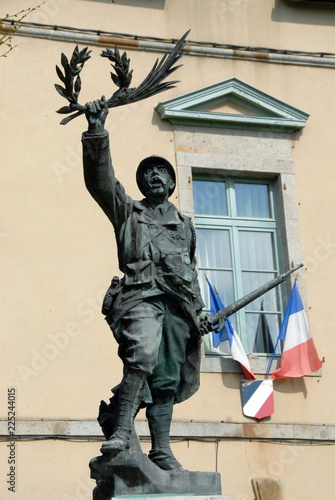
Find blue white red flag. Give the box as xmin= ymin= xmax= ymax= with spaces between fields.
xmin=271 ymin=281 xmax=322 ymax=378
xmin=207 ymin=278 xmax=255 ymax=380
xmin=241 ymin=379 xmax=274 ymax=420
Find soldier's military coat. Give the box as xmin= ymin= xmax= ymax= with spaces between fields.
xmin=82 ymin=131 xmax=204 ymax=404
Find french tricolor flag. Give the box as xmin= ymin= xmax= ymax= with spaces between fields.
xmin=207 ymin=278 xmax=255 ymax=380
xmin=271 ymin=282 xmax=322 ymax=378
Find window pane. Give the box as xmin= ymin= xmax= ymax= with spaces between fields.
xmin=242 ymin=271 xmax=279 ymax=312
xmin=245 ymin=312 xmax=281 ymax=355
xmin=193 ymin=180 xmax=227 ymax=216
xmin=198 ymin=270 xmax=235 ymax=311
xmin=235 ymin=183 xmax=270 ymax=218
xmin=239 ymin=231 xmax=275 ymax=270
xmin=197 ymin=228 xmax=232 ymax=269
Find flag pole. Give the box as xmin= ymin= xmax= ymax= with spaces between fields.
xmin=265 ymin=335 xmax=281 ymax=379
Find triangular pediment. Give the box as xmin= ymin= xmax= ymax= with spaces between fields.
xmin=203 ymin=100 xmax=263 ymax=116
xmin=155 ymin=78 xmax=309 ymax=132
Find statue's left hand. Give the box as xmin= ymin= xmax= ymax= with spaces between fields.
xmin=85 ymin=96 xmax=109 ymax=134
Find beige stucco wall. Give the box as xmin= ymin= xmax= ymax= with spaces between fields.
xmin=1 ymin=1 xmax=335 ymax=499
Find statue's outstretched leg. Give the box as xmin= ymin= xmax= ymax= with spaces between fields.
xmin=101 ymin=367 xmax=146 ymax=453
xmin=146 ymin=400 xmax=183 ymax=470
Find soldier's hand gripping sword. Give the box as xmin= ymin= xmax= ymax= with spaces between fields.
xmin=199 ymin=263 xmax=303 ymax=336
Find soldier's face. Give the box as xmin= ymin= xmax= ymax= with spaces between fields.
xmin=141 ymin=165 xmax=175 ymax=199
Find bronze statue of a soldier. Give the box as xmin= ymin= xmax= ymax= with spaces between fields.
xmin=82 ymin=97 xmax=205 ymax=471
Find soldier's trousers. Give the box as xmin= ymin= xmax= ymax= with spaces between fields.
xmin=115 ymin=295 xmax=192 ymax=403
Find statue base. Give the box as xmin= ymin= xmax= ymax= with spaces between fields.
xmin=89 ymin=450 xmax=223 ymax=499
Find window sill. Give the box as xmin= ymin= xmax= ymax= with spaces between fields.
xmin=201 ymin=355 xmax=322 ymax=376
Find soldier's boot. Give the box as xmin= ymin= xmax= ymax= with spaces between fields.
xmin=100 ymin=368 xmax=146 ymax=453
xmin=146 ymin=401 xmax=183 ymax=470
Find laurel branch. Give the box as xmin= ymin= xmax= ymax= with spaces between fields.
xmin=55 ymin=31 xmax=190 ymax=125
xmin=55 ymin=46 xmax=91 ymax=116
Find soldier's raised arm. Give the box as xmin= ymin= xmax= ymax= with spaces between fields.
xmin=82 ymin=96 xmax=133 ymax=229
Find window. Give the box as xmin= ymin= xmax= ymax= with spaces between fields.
xmin=193 ymin=177 xmax=282 ymax=356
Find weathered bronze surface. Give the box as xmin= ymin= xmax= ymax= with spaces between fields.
xmin=82 ymin=97 xmax=206 ymax=480
xmin=79 ymin=96 xmax=301 ymax=496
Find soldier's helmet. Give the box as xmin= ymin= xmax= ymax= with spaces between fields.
xmin=136 ymin=155 xmax=176 ymax=197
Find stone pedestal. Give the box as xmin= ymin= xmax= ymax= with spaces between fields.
xmin=90 ymin=450 xmax=224 ymax=500
xmin=108 ymin=497 xmax=229 ymax=500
